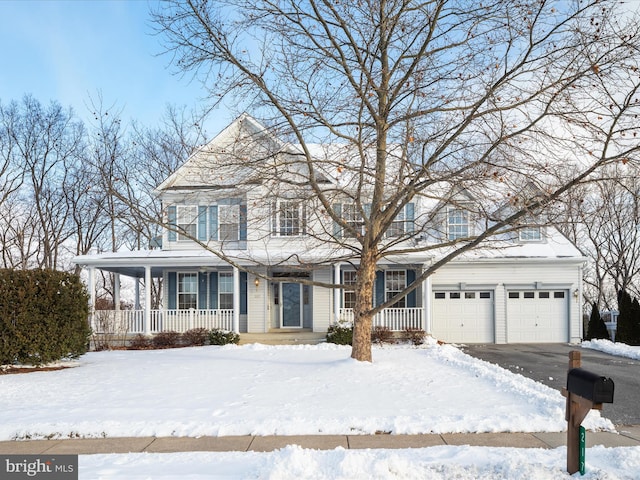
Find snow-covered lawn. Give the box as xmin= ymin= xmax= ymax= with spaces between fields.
xmin=582 ymin=339 xmax=640 ymax=361
xmin=0 ymin=342 xmax=612 ymax=441
xmin=3 ymin=341 xmax=637 ymax=479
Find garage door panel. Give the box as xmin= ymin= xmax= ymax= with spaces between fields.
xmin=506 ymin=290 xmax=568 ymax=343
xmin=432 ymin=290 xmax=494 ymax=343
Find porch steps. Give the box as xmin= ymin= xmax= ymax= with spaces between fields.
xmin=239 ymin=329 xmax=326 ymax=346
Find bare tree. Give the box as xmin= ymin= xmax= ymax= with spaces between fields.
xmin=0 ymin=96 xmax=85 ymax=270
xmin=559 ymin=164 xmax=640 ymax=309
xmin=151 ymin=0 xmax=640 ymax=361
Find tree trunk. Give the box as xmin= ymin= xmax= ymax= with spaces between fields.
xmin=351 ymin=248 xmax=377 ymax=362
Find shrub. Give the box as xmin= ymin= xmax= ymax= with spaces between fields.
xmin=128 ymin=334 xmax=151 ymax=349
xmin=152 ymin=331 xmax=182 ymax=348
xmin=585 ymin=302 xmax=610 ymax=341
xmin=326 ymin=322 xmax=353 ymax=345
xmin=209 ymin=328 xmax=240 ymax=345
xmin=404 ymin=327 xmax=426 ymax=346
xmin=371 ymin=325 xmax=394 ymax=345
xmin=0 ymin=269 xmax=90 ymax=365
xmin=182 ymin=327 xmax=209 ymax=346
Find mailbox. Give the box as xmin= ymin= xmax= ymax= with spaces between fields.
xmin=567 ymin=368 xmax=614 ymax=404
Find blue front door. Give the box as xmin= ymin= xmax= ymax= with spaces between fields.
xmin=282 ymin=282 xmax=302 ymax=327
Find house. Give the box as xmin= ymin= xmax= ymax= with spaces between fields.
xmin=73 ymin=114 xmax=586 ymax=344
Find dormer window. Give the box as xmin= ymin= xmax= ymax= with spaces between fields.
xmin=519 ymin=226 xmax=542 ymax=242
xmin=447 ymin=207 xmax=469 ymax=240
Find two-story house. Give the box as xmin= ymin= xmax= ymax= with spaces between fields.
xmin=74 ymin=114 xmax=586 ymax=344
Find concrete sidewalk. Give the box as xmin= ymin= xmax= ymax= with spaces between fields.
xmin=1 ymin=427 xmax=640 ymax=455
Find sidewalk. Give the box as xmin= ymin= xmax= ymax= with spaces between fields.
xmin=1 ymin=427 xmax=640 ymax=455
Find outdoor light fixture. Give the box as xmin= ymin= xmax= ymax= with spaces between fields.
xmin=573 ymin=289 xmax=579 ymax=299
xmin=254 ymin=277 xmax=260 ymax=289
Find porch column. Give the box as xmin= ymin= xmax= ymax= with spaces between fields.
xmin=144 ymin=265 xmax=151 ymax=335
xmin=134 ymin=279 xmax=141 ymax=310
xmin=114 ymin=273 xmax=120 ymax=311
xmin=333 ymin=263 xmax=342 ymax=323
xmin=87 ymin=266 xmax=96 ymax=331
xmin=233 ymin=266 xmax=240 ymax=333
xmin=423 ymin=270 xmax=432 ymax=334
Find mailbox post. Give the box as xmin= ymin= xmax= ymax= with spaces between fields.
xmin=561 ymin=351 xmax=614 ymax=475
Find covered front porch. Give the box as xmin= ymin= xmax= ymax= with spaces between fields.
xmin=74 ymin=250 xmax=434 ymax=338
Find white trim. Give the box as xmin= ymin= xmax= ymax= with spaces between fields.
xmin=233 ymin=267 xmax=240 ymax=333
xmin=144 ymin=266 xmax=151 ymax=335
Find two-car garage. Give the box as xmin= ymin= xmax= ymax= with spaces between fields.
xmin=431 ymin=288 xmax=570 ymax=344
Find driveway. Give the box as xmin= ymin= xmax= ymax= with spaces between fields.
xmin=461 ymin=343 xmax=640 ymax=426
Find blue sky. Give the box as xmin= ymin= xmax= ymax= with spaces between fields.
xmin=0 ymin=0 xmax=230 ymax=133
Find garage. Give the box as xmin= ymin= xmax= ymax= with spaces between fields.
xmin=506 ymin=290 xmax=569 ymax=343
xmin=431 ymin=290 xmax=494 ymax=343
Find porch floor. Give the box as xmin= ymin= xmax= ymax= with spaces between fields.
xmin=239 ymin=329 xmax=326 ymax=345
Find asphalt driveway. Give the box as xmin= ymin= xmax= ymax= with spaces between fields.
xmin=461 ymin=343 xmax=640 ymax=426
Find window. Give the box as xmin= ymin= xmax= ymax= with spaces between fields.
xmin=465 ymin=292 xmax=476 ymax=299
xmin=386 ymin=270 xmax=406 ymax=307
xmin=480 ymin=292 xmax=491 ymax=299
xmin=554 ymin=291 xmax=565 ymax=299
xmin=343 ymin=271 xmax=357 ymax=309
xmin=509 ymin=292 xmax=520 ymax=299
xmin=447 ymin=208 xmax=469 ymax=240
xmin=272 ymin=201 xmax=306 ymax=237
xmin=524 ymin=292 xmax=535 ymax=298
xmin=219 ymin=272 xmax=234 ymax=309
xmin=387 ymin=208 xmax=405 ymax=238
xmin=449 ymin=292 xmax=461 ymax=299
xmin=343 ymin=204 xmax=365 ymax=238
xmin=434 ymin=292 xmax=446 ymax=299
xmin=539 ymin=292 xmax=550 ymax=299
xmin=178 ymin=273 xmax=198 ymax=309
xmin=519 ymin=226 xmax=542 ymax=242
xmin=219 ymin=204 xmax=240 ymax=241
xmin=177 ymin=206 xmax=198 ymax=241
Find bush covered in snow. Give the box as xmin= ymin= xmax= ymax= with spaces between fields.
xmin=326 ymin=322 xmax=353 ymax=345
xmin=208 ymin=329 xmax=240 ymax=345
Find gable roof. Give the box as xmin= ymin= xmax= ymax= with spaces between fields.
xmin=156 ymin=113 xmax=287 ymax=192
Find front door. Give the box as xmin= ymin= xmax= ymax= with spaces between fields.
xmin=281 ymin=282 xmax=302 ymax=327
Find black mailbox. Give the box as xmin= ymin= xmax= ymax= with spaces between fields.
xmin=567 ymin=368 xmax=614 ymax=404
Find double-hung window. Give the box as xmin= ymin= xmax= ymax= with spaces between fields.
xmin=447 ymin=207 xmax=469 ymax=240
xmin=219 ymin=204 xmax=240 ymax=241
xmin=343 ymin=204 xmax=364 ymax=238
xmin=177 ymin=206 xmax=198 ymax=241
xmin=178 ymin=273 xmax=198 ymax=309
xmin=519 ymin=226 xmax=542 ymax=242
xmin=343 ymin=271 xmax=357 ymax=309
xmin=385 ymin=270 xmax=406 ymax=308
xmin=272 ymin=201 xmax=306 ymax=236
xmin=218 ymin=272 xmax=234 ymax=309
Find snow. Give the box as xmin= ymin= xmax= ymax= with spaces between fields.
xmin=81 ymin=445 xmax=640 ymax=480
xmin=582 ymin=339 xmax=640 ymax=361
xmin=2 ymin=342 xmax=635 ymax=479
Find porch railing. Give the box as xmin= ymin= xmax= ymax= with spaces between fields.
xmin=338 ymin=307 xmax=423 ymax=331
xmin=91 ymin=309 xmax=234 ymax=334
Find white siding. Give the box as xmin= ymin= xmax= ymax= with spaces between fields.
xmin=432 ymin=259 xmax=582 ymax=344
xmin=313 ymin=268 xmax=333 ymax=332
xmin=247 ymin=266 xmax=268 ymax=333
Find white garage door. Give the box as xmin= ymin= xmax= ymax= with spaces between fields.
xmin=432 ymin=290 xmax=494 ymax=343
xmin=506 ymin=290 xmax=568 ymax=343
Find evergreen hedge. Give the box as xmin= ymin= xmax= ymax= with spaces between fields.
xmin=0 ymin=269 xmax=90 ymax=365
